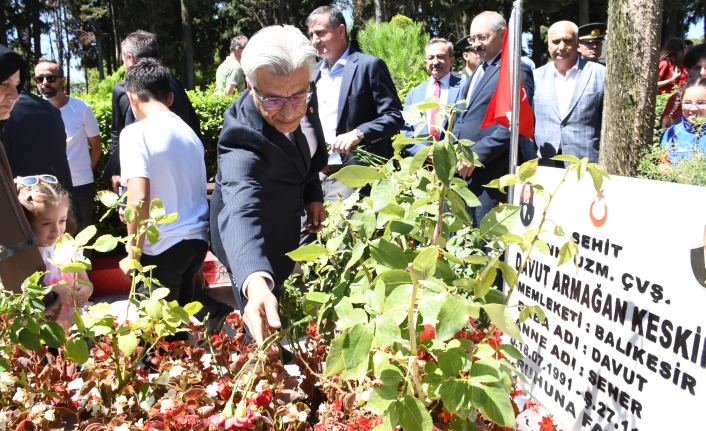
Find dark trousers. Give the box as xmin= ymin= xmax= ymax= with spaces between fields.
xmin=72 ymin=183 xmax=95 ymax=235
xmin=140 ymin=239 xmax=233 ymax=332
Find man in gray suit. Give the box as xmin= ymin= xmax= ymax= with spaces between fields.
xmin=533 ymin=21 xmax=606 ymax=167
xmin=210 ymin=25 xmax=328 ymax=347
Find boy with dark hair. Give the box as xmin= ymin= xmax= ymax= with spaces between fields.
xmin=120 ymin=58 xmax=231 ymax=330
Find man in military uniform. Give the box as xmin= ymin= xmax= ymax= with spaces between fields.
xmin=578 ymin=22 xmax=607 ymax=64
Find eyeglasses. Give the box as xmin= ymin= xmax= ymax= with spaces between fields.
xmin=252 ymin=88 xmax=312 ymax=111
xmin=469 ymin=33 xmax=495 ymax=43
xmin=683 ymin=100 xmax=706 ymax=108
xmin=15 ymin=175 xmax=58 ymax=189
xmin=34 ymin=75 xmax=60 ymax=84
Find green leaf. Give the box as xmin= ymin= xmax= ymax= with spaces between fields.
xmin=88 ymin=302 xmax=114 ymax=317
xmin=157 ymin=213 xmax=178 ymax=224
xmin=183 ymin=301 xmax=203 ymax=316
xmin=419 ymin=292 xmax=446 ymax=326
xmin=118 ymin=332 xmax=139 ymax=357
xmin=145 ymin=298 xmax=163 ymax=320
xmin=413 ymin=246 xmax=438 ymax=281
xmin=475 ymin=267 xmax=496 ymax=299
xmin=27 ymin=317 xmax=40 ymax=334
xmin=479 ymin=384 xmax=515 ymax=427
xmin=18 ymin=328 xmax=41 ymax=352
xmin=441 ymin=380 xmax=469 ymax=414
xmin=398 ymin=395 xmax=432 ymax=431
xmin=499 ymin=344 xmax=524 ymax=360
xmin=97 ymin=190 xmax=120 ymax=208
xmin=413 ymin=97 xmax=442 ymax=111
xmin=39 ymin=322 xmax=65 ymax=348
xmin=324 ymin=333 xmax=346 ymax=377
xmin=376 ymin=270 xmax=412 ymax=294
xmin=470 ymin=357 xmax=502 ymax=383
xmin=346 ymin=241 xmax=366 ymax=270
xmin=382 ymin=284 xmax=413 ymax=324
xmin=551 ymin=154 xmax=581 ymax=164
xmin=449 ymin=415 xmax=477 ymax=431
xmin=518 ymin=158 xmax=539 ymax=182
xmin=481 ymin=304 xmax=523 ymax=342
xmin=558 ymin=241 xmax=578 ymax=267
xmin=366 ymin=386 xmax=399 ymax=416
xmin=371 ymin=179 xmax=395 ymax=212
xmin=369 ymin=238 xmax=408 ymax=270
xmin=64 ymin=338 xmax=89 ymax=364
xmin=124 ymin=206 xmax=136 ymax=224
xmin=438 ymin=349 xmax=473 ymax=376
xmin=335 ymin=298 xmax=369 ymax=331
xmin=146 ymin=225 xmax=160 ymax=244
xmin=479 ymin=204 xmax=520 ymax=240
xmin=379 ymin=203 xmax=406 ymax=219
xmin=433 ymin=140 xmax=457 ymax=187
xmin=463 ymin=255 xmax=488 ymax=264
xmin=149 ymin=198 xmax=166 ymax=221
xmin=497 ymin=262 xmax=517 ymax=288
xmin=373 ymin=352 xmax=404 ymax=386
xmin=374 ymin=314 xmax=403 ymax=349
xmin=151 ymin=287 xmax=170 ymax=301
xmin=436 ymin=295 xmax=470 ymax=341
xmin=286 ymin=244 xmax=328 ymax=262
xmin=342 ymin=323 xmax=374 ymax=370
xmin=554 ymin=225 xmax=565 ymax=236
xmin=451 ymin=184 xmax=481 ymax=208
xmin=75 ymin=225 xmax=97 ymax=247
xmin=119 ymin=258 xmax=143 ymax=273
xmin=326 ymin=231 xmax=347 ymax=254
xmin=409 ymin=145 xmax=432 ymax=174
xmin=331 ymin=165 xmax=386 ymax=188
xmin=91 ymin=234 xmax=118 ymax=253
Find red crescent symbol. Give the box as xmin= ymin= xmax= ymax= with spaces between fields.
xmin=590 ymin=201 xmax=607 ymax=227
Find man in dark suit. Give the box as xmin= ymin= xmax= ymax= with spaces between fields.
xmin=452 ymin=11 xmax=535 ymax=227
xmin=402 ymin=37 xmax=465 ymax=157
xmin=210 ymin=25 xmax=327 ymax=347
xmin=102 ymin=30 xmax=201 ymax=193
xmin=306 ymin=6 xmax=404 ymax=201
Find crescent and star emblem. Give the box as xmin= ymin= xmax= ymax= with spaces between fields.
xmin=589 ymin=189 xmax=607 ymax=227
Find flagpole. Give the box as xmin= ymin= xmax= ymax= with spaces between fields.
xmin=507 ymin=0 xmax=523 ymax=205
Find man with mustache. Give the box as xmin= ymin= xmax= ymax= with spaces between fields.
xmin=533 ymin=21 xmax=606 ymax=167
xmin=35 ymin=58 xmax=101 ymax=234
xmin=402 ymin=38 xmax=465 ymax=157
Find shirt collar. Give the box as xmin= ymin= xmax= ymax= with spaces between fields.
xmin=552 ymin=57 xmax=580 ymax=77
xmin=320 ymin=46 xmax=351 ymax=74
xmin=429 ymin=72 xmax=452 ymax=87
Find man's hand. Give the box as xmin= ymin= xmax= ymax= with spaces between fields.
xmin=304 ymin=201 xmax=326 ymax=233
xmin=244 ymin=277 xmax=281 ymax=355
xmin=456 ymin=161 xmax=475 ymax=179
xmin=331 ymin=130 xmax=362 ymax=154
xmin=111 ymin=175 xmax=122 ymax=194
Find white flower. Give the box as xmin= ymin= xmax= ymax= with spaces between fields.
xmin=140 ymin=395 xmax=155 ymax=411
xmin=156 ymin=372 xmax=171 ymax=386
xmin=288 ymin=405 xmax=299 ymax=416
xmin=114 ymin=424 xmax=130 ymax=431
xmin=165 ymin=388 xmax=178 ymax=399
xmin=66 ymin=378 xmax=84 ymax=391
xmin=31 ymin=403 xmax=46 ymax=414
xmin=160 ymin=398 xmax=175 ymax=413
xmin=169 ymin=365 xmax=186 ymax=377
xmin=44 ymin=409 xmax=56 ymax=422
xmin=200 ymin=354 xmax=212 ymax=368
xmin=318 ymin=403 xmax=327 ymax=413
xmin=205 ymin=382 xmax=219 ymax=398
xmin=12 ymin=388 xmax=27 ymax=403
xmin=85 ymin=402 xmax=102 ymax=416
xmin=115 ymin=395 xmax=128 ymax=405
xmin=282 ymin=416 xmax=290 ymax=424
xmin=298 ymin=411 xmax=308 ymax=422
xmin=0 ymin=372 xmax=17 ymax=392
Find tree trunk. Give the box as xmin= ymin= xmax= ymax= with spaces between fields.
xmin=278 ymin=0 xmax=284 ymax=24
xmin=598 ymin=0 xmax=664 ymax=176
xmin=420 ymin=0 xmax=428 ymax=33
xmin=109 ymin=0 xmax=121 ymax=68
xmin=180 ymin=0 xmax=195 ymax=90
xmin=32 ymin=0 xmax=41 ymax=60
xmin=578 ymin=0 xmax=589 ymax=25
xmin=374 ymin=0 xmax=382 ymax=23
xmin=531 ymin=9 xmax=543 ymax=67
xmin=0 ymin=0 xmax=6 ymax=46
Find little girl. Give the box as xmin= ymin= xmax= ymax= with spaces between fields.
xmin=16 ymin=175 xmax=93 ymax=331
xmin=661 ymin=78 xmax=706 ymax=164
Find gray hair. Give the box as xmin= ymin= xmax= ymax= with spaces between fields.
xmin=121 ymin=30 xmax=160 ymax=61
xmin=472 ymin=11 xmax=507 ymax=33
xmin=230 ymin=35 xmax=248 ymax=53
xmin=548 ymin=21 xmax=579 ymax=44
xmin=240 ymin=25 xmax=317 ymax=88
xmin=426 ymin=38 xmax=454 ymax=56
xmin=306 ymin=6 xmax=347 ymax=37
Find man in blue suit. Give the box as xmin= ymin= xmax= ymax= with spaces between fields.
xmin=452 ymin=11 xmax=535 ymax=227
xmin=210 ymin=26 xmax=328 ymax=348
xmin=306 ymin=6 xmax=404 ymax=201
xmin=402 ymin=38 xmax=466 ymax=157
xmin=533 ymin=21 xmax=605 ymax=167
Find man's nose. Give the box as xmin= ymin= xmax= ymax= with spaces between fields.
xmin=7 ymin=85 xmax=18 ymax=100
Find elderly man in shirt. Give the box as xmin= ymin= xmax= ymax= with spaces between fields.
xmin=402 ymin=37 xmax=465 ymax=157
xmin=533 ymin=21 xmax=606 ymax=166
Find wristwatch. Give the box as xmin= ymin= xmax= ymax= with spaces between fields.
xmin=354 ymin=128 xmax=365 ymax=141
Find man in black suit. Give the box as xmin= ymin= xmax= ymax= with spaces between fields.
xmin=306 ymin=6 xmax=404 ymax=201
xmin=102 ymin=30 xmax=201 ymax=193
xmin=210 ymin=25 xmax=327 ymax=347
xmin=452 ymin=11 xmax=535 ymax=227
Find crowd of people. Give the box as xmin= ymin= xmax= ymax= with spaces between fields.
xmin=0 ymin=6 xmax=699 ymax=343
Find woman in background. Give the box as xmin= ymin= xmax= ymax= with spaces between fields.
xmin=658 ymin=37 xmax=688 ymax=95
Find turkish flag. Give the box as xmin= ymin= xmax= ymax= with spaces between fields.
xmin=479 ymin=30 xmax=534 ymax=139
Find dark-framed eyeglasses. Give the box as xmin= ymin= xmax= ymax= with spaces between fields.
xmin=34 ymin=75 xmax=60 ymax=84
xmin=252 ymin=88 xmax=312 ymax=111
xmin=15 ymin=174 xmax=59 ymax=188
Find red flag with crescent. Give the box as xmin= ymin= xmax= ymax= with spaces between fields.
xmin=479 ymin=29 xmax=534 ymax=139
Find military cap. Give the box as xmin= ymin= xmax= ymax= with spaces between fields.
xmin=455 ymin=35 xmax=475 ymax=52
xmin=578 ymin=23 xmax=607 ymax=43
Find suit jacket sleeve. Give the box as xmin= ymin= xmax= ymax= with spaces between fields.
xmin=104 ymin=84 xmax=130 ymax=179
xmin=356 ymin=57 xmax=404 ymax=142
xmin=216 ymin=126 xmax=274 ymax=292
xmin=472 ymin=63 xmax=535 ymax=166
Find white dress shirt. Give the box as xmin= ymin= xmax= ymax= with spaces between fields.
xmin=553 ymin=58 xmax=580 ymax=118
xmin=424 ymin=73 xmax=452 ymax=124
xmin=316 ymin=46 xmax=351 ymax=165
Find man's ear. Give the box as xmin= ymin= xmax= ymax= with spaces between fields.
xmin=126 ymin=91 xmax=140 ymax=107
xmin=167 ymin=92 xmax=174 ymax=107
xmin=246 ymin=80 xmax=252 ymax=92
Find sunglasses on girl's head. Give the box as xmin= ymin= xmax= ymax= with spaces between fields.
xmin=34 ymin=75 xmax=60 ymax=84
xmin=15 ymin=175 xmax=59 ymax=188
